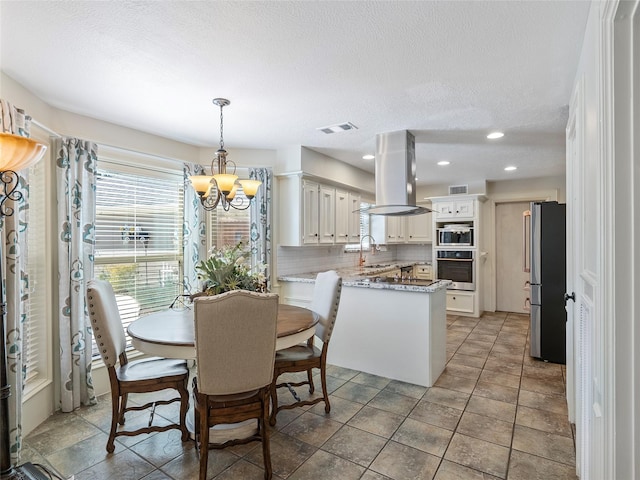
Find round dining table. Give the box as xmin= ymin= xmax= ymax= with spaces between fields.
xmin=127 ymin=303 xmax=318 ymax=359
xmin=127 ymin=302 xmax=318 ymax=442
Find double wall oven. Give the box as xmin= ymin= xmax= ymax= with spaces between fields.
xmin=436 ymin=250 xmax=475 ymax=291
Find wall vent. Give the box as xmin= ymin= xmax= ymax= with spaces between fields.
xmin=449 ymin=184 xmax=468 ymax=195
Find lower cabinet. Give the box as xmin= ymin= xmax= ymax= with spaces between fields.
xmin=414 ymin=264 xmax=433 ymax=280
xmin=446 ymin=291 xmax=475 ymax=314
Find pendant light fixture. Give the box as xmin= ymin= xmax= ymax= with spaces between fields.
xmin=189 ymin=98 xmax=261 ymax=211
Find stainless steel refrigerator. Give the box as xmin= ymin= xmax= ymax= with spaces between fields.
xmin=524 ymin=201 xmax=566 ymax=364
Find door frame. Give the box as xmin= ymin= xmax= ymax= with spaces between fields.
xmin=485 ymin=191 xmax=558 ymax=314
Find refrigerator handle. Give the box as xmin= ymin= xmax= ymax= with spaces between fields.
xmin=523 ymin=210 xmax=531 ymax=273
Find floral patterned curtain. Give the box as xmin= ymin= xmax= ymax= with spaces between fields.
xmin=56 ymin=137 xmax=97 ymax=412
xmin=0 ymin=99 xmax=31 ymax=463
xmin=182 ymin=163 xmax=206 ymax=294
xmin=249 ymin=168 xmax=272 ymax=290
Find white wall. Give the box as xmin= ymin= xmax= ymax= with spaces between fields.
xmin=300 ymin=147 xmax=374 ymax=193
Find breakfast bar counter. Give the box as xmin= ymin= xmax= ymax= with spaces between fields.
xmin=278 ymin=267 xmax=449 ymax=387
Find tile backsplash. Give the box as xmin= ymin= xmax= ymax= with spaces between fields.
xmin=276 ymin=243 xmax=432 ymax=276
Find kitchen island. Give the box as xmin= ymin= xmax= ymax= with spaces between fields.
xmin=278 ymin=267 xmax=449 ymax=387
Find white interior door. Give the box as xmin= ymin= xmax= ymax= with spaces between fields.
xmin=495 ymin=201 xmax=530 ymax=313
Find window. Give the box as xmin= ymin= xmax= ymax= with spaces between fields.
xmin=24 ymin=157 xmax=48 ymax=390
xmin=206 ymin=200 xmax=251 ymax=252
xmin=205 ymin=170 xmax=252 ymax=253
xmin=344 ymin=200 xmax=373 ymax=251
xmin=93 ymin=159 xmax=184 ymax=354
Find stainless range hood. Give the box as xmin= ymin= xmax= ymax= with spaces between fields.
xmin=365 ymin=130 xmax=431 ymax=216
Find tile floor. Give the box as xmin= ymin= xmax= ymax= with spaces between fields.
xmin=21 ymin=311 xmax=577 ymax=480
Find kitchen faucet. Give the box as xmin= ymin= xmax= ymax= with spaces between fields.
xmin=359 ymin=235 xmax=377 ymax=267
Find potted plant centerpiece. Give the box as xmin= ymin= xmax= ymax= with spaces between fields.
xmin=194 ymin=241 xmax=267 ymax=296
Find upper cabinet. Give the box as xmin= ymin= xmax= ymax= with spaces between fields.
xmin=335 ymin=189 xmax=350 ymax=244
xmin=347 ymin=192 xmax=361 ymax=243
xmin=407 ymin=211 xmax=432 ymax=243
xmin=302 ymin=179 xmax=320 ymax=244
xmin=432 ymin=199 xmax=475 ymax=220
xmin=370 ymin=208 xmax=432 ymax=245
xmin=278 ymin=174 xmax=365 ymax=246
xmin=319 ymin=184 xmax=336 ymax=244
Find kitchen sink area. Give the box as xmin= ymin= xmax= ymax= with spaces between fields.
xmin=358 ymin=275 xmax=436 ymax=287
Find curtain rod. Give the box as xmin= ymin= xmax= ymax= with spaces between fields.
xmin=29 ymin=118 xmax=188 ymax=166
xmin=30 ymin=118 xmax=61 ymax=138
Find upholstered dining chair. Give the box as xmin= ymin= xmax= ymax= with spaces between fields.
xmin=270 ymin=270 xmax=342 ymax=426
xmin=192 ymin=290 xmax=279 ymax=480
xmin=86 ymin=279 xmax=189 ymax=453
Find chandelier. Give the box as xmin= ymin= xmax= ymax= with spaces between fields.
xmin=189 ymin=98 xmax=261 ymax=211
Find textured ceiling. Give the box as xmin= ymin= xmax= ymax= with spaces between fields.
xmin=0 ymin=1 xmax=590 ymax=187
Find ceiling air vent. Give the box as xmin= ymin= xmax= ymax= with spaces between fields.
xmin=317 ymin=122 xmax=358 ymax=134
xmin=449 ymin=184 xmax=468 ymax=195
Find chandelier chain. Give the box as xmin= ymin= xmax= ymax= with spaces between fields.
xmin=219 ymin=103 xmax=224 ymax=150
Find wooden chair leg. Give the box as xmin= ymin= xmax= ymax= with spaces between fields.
xmin=320 ymin=365 xmax=330 ymax=413
xmin=178 ymin=379 xmax=189 ymax=441
xmin=107 ymin=391 xmax=120 ymax=453
xmin=306 ymin=369 xmax=314 ymax=394
xmin=198 ymin=403 xmax=209 ymax=480
xmin=269 ymin=377 xmax=279 ymax=426
xmin=118 ymin=392 xmax=128 ymax=425
xmin=261 ymin=395 xmax=273 ymax=480
xmin=193 ymin=400 xmax=200 ymax=454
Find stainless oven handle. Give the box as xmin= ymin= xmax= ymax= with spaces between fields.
xmin=523 ymin=210 xmax=531 ymax=273
xmin=436 ymin=258 xmax=473 ymax=262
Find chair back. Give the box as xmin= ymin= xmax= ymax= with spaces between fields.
xmin=311 ymin=270 xmax=342 ymax=343
xmin=194 ymin=290 xmax=279 ymax=395
xmin=86 ymin=279 xmax=126 ymax=368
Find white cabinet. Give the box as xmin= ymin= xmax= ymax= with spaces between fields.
xmin=319 ymin=185 xmax=336 ymax=244
xmin=407 ymin=212 xmax=432 ymax=243
xmin=434 ymin=199 xmax=475 ymax=219
xmin=302 ymin=180 xmax=320 ymax=244
xmin=388 ymin=216 xmax=406 ymax=243
xmin=335 ymin=189 xmax=350 ymax=244
xmin=347 ymin=192 xmax=361 ymax=243
xmin=278 ymin=174 xmax=364 ymax=246
xmin=371 ymin=215 xmax=405 ymax=244
xmin=414 ymin=264 xmax=433 ymax=280
xmin=446 ymin=291 xmax=475 ymax=313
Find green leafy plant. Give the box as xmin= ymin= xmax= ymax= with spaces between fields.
xmin=195 ymin=241 xmax=267 ymax=295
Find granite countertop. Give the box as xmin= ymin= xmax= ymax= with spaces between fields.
xmin=278 ymin=262 xmax=450 ymax=293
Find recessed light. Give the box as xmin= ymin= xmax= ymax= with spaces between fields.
xmin=504 ymin=166 xmax=517 ymax=171
xmin=362 ymin=154 xmax=375 ymax=160
xmin=487 ymin=131 xmax=504 ymax=139
xmin=437 ymin=160 xmax=450 ymax=166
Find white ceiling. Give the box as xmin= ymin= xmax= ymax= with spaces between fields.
xmin=0 ymin=1 xmax=590 ymax=187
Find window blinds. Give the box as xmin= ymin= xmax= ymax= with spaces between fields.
xmin=93 ymin=161 xmax=184 ymax=354
xmin=24 ymin=161 xmax=47 ymax=385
